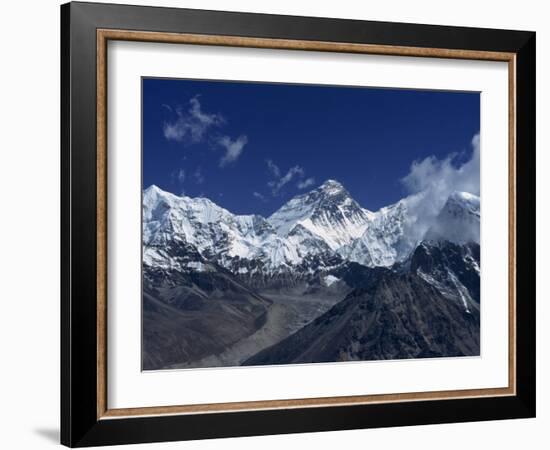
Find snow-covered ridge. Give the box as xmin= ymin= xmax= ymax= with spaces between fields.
xmin=143 ymin=184 xmax=299 ymax=270
xmin=268 ymin=179 xmax=374 ymax=250
xmin=143 ymin=181 xmax=480 ymax=274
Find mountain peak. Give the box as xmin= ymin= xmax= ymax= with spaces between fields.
xmin=318 ymin=179 xmax=345 ymax=194
xmin=423 ymin=191 xmax=480 ymax=244
xmin=447 ymin=191 xmax=480 ymax=204
xmin=143 ymin=184 xmax=167 ymax=204
xmin=321 ymin=179 xmax=343 ymax=187
xmin=444 ymin=191 xmax=480 ymax=216
xmin=267 ymin=178 xmax=373 ymax=249
xmin=144 ymin=184 xmax=162 ymax=194
xmin=143 ymin=184 xmax=185 ymax=206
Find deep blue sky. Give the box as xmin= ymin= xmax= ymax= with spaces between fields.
xmin=142 ymin=78 xmax=479 ymax=216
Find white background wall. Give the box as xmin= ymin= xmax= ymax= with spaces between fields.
xmin=0 ymin=0 xmax=546 ymax=448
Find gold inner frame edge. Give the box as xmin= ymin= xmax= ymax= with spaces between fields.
xmin=96 ymin=29 xmax=517 ymax=420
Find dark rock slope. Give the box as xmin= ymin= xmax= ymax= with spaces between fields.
xmin=143 ymin=264 xmax=271 ymax=370
xmin=244 ymin=272 xmax=480 ymax=366
xmin=410 ymin=241 xmax=480 ymax=305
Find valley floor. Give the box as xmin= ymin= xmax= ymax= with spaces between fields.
xmin=167 ymin=290 xmax=343 ymax=369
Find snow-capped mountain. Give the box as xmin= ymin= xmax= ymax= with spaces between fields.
xmin=424 ymin=191 xmax=480 ymax=244
xmin=143 ymin=185 xmax=299 ymax=273
xmin=338 ymin=191 xmax=480 ymax=267
xmin=142 ymin=181 xmax=480 ymax=279
xmin=143 ymin=180 xmax=374 ymax=277
xmin=268 ymin=179 xmax=374 ymax=250
xmin=338 ymin=199 xmax=412 ymax=267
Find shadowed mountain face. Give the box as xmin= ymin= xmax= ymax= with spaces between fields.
xmin=142 ymin=181 xmax=480 ymax=369
xmin=244 ymin=273 xmax=479 ymax=366
xmin=143 ymin=263 xmax=272 ymax=370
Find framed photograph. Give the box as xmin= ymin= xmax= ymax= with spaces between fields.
xmin=61 ymin=2 xmax=536 ymax=447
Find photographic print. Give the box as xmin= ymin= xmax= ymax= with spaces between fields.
xmin=142 ymin=79 xmax=481 ymax=371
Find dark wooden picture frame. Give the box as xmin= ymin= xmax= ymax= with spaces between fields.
xmin=61 ymin=2 xmax=536 ymax=447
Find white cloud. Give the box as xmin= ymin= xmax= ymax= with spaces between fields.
xmin=268 ymin=164 xmax=305 ymax=195
xmin=280 ymin=166 xmax=304 ymax=187
xmin=163 ymin=96 xmax=224 ymax=144
xmin=402 ymin=132 xmax=480 ymax=198
xmin=218 ymin=135 xmax=248 ymax=167
xmin=265 ymin=160 xmax=317 ymax=195
xmin=399 ymin=132 xmax=480 ymax=243
xmin=266 ymin=159 xmax=281 ymax=178
xmin=163 ymin=96 xmax=249 ymax=168
xmin=253 ymin=191 xmax=267 ymax=202
xmin=188 ymin=97 xmax=221 ymax=128
xmin=297 ymin=177 xmax=315 ymax=189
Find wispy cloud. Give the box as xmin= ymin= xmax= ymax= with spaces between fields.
xmin=267 ymin=163 xmax=306 ymax=195
xmin=163 ymin=96 xmax=249 ymax=167
xmin=163 ymin=96 xmax=224 ymax=144
xmin=253 ymin=191 xmax=267 ymax=202
xmin=218 ymin=135 xmax=248 ymax=167
xmin=266 ymin=159 xmax=281 ymax=178
xmin=297 ymin=177 xmax=315 ymax=189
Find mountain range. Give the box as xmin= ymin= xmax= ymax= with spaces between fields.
xmin=142 ymin=179 xmax=480 ymax=370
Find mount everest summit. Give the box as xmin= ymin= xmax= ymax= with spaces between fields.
xmin=142 ymin=179 xmax=480 ymax=370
